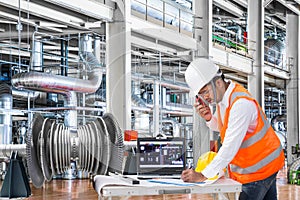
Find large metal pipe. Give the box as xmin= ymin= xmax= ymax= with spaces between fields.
xmin=11 ymin=68 xmax=102 ymax=94
xmin=11 ymin=34 xmax=103 ymax=129
xmin=0 ymin=83 xmax=12 ymax=144
xmin=12 ymin=88 xmax=40 ymax=100
xmin=0 ymin=144 xmax=26 ymax=157
xmin=64 ymin=91 xmax=77 ymax=129
xmin=12 ymin=34 xmax=102 ymax=94
xmin=132 ymin=75 xmax=190 ymax=92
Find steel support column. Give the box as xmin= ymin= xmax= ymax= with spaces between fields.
xmin=286 ymin=13 xmax=299 ymax=165
xmin=192 ymin=0 xmax=213 ymax=164
xmin=153 ymin=81 xmax=160 ymax=136
xmin=106 ymin=1 xmax=131 ymax=130
xmin=247 ymin=0 xmax=264 ymax=107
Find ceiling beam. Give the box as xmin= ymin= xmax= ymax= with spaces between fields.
xmin=0 ymin=0 xmax=88 ymax=30
xmin=43 ymin=0 xmax=114 ymax=22
xmin=0 ymin=11 xmax=63 ymax=33
xmin=277 ymin=0 xmax=300 ymax=15
xmin=231 ymin=0 xmax=248 ymax=8
xmin=265 ymin=15 xmax=286 ymax=30
xmin=214 ymin=0 xmax=245 ymax=17
xmin=37 ymin=21 xmax=68 ymax=28
xmin=264 ymin=0 xmax=275 ymax=7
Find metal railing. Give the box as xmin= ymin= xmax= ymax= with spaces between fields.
xmin=130 ymin=0 xmax=287 ymax=72
xmin=212 ymin=30 xmax=250 ymax=58
xmin=212 ymin=25 xmax=287 ymax=72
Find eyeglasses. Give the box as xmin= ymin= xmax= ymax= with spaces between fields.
xmin=198 ymin=89 xmax=210 ymax=97
xmin=198 ymin=86 xmax=211 ymax=98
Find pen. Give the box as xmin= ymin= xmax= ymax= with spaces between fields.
xmin=188 ymin=162 xmax=193 ymax=169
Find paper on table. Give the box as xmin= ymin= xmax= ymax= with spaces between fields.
xmin=147 ymin=179 xmax=197 ymax=186
xmin=94 ymin=175 xmax=134 ymax=195
xmin=146 ymin=177 xmax=219 ymax=187
xmin=148 ymin=170 xmax=224 ymax=187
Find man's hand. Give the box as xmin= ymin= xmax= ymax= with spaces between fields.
xmin=194 ymin=102 xmax=212 ymax=121
xmin=181 ymin=169 xmax=207 ymax=183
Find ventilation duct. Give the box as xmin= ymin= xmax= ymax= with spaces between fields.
xmin=12 ymin=69 xmax=102 ymax=94
xmin=12 ymin=89 xmax=40 ymax=101
xmin=11 ymin=34 xmax=103 ymax=129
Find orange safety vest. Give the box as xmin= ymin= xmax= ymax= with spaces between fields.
xmin=217 ymin=83 xmax=285 ymax=184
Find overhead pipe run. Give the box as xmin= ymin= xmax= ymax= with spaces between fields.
xmin=11 ymin=34 xmax=103 ymax=129
xmin=11 ymin=68 xmax=102 ymax=94
xmin=12 ymin=89 xmax=40 ymax=101
xmin=0 ymin=144 xmax=26 ymax=158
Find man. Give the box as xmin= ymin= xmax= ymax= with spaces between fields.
xmin=181 ymin=58 xmax=285 ymax=200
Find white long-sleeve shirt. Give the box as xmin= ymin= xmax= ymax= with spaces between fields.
xmin=201 ymin=81 xmax=258 ymax=179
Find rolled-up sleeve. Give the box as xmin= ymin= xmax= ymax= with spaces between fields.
xmin=206 ymin=114 xmax=219 ymax=132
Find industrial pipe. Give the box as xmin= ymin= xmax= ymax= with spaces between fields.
xmin=0 ymin=144 xmax=26 ymax=158
xmin=0 ymin=83 xmax=12 ymax=144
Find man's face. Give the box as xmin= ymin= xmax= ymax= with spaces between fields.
xmin=198 ymin=78 xmax=225 ymax=105
xmin=198 ymin=84 xmax=214 ymax=104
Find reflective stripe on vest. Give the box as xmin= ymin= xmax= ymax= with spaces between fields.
xmin=230 ymin=145 xmax=283 ymax=174
xmin=229 ymin=91 xmax=270 ymax=149
xmin=228 ymin=89 xmax=280 ymax=174
xmin=240 ymin=109 xmax=269 ymax=149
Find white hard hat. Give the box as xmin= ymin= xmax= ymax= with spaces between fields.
xmin=185 ymin=58 xmax=219 ymax=95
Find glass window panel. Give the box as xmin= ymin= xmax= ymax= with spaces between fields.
xmin=147 ymin=0 xmax=163 ymax=10
xmin=147 ymin=7 xmax=163 ymax=21
xmin=131 ymin=0 xmax=147 ymax=13
xmin=180 ymin=11 xmax=193 ymax=23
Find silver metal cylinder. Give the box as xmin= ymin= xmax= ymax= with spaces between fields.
xmin=64 ymin=91 xmax=77 ymax=129
xmin=31 ymin=40 xmax=43 ymax=71
xmin=0 ymin=94 xmax=12 ymax=144
xmin=0 ymin=144 xmax=26 ymax=157
xmin=94 ymin=36 xmax=101 ymax=61
xmin=81 ymin=34 xmax=93 ymax=53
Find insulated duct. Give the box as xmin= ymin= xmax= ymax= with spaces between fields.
xmin=0 ymin=83 xmax=12 ymax=144
xmin=0 ymin=144 xmax=26 ymax=157
xmin=12 ymin=34 xmax=102 ymax=93
xmin=11 ymin=34 xmax=103 ymax=129
xmin=11 ymin=68 xmax=102 ymax=94
xmin=12 ymin=89 xmax=40 ymax=101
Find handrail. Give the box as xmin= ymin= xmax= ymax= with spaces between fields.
xmin=212 ymin=32 xmax=249 ymax=57
xmin=130 ymin=1 xmax=287 ymax=73
xmin=212 ymin=25 xmax=287 ymax=72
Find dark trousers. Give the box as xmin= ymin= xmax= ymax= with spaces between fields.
xmin=239 ymin=172 xmax=278 ymax=200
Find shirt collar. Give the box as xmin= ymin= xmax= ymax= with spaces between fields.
xmin=219 ymin=81 xmax=235 ymax=108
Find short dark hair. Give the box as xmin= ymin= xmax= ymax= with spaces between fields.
xmin=212 ymin=69 xmax=224 ymax=82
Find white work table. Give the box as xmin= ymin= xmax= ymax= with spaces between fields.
xmin=94 ymin=176 xmax=242 ymax=200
